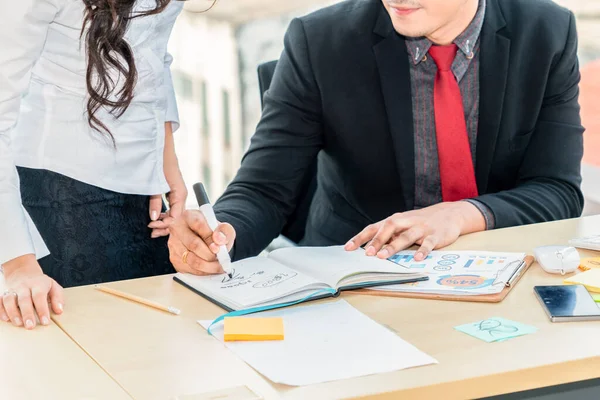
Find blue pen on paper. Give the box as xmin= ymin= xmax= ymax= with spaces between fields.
xmin=193 ymin=183 xmax=233 ymax=279
xmin=455 ymin=317 xmax=537 ymax=343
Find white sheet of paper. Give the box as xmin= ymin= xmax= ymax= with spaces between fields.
xmin=199 ymin=300 xmax=437 ymax=386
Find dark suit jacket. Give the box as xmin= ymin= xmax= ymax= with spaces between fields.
xmin=214 ymin=0 xmax=584 ymax=261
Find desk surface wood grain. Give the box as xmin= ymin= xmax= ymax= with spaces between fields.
xmin=47 ymin=216 xmax=600 ymax=399
xmin=0 ymin=312 xmax=131 ymax=400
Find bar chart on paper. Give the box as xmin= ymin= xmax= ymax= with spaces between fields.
xmin=463 ymin=255 xmax=508 ymax=269
xmin=390 ymin=252 xmax=513 ymax=271
xmin=388 ymin=253 xmax=433 ymax=269
xmin=381 ymin=251 xmax=527 ymax=295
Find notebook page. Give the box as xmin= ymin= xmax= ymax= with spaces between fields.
xmin=174 ymin=257 xmax=327 ymax=309
xmin=268 ymin=246 xmax=412 ymax=288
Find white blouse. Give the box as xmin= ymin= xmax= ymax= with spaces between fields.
xmin=0 ymin=0 xmax=183 ymax=265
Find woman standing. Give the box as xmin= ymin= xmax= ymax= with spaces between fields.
xmin=0 ymin=0 xmax=187 ymax=329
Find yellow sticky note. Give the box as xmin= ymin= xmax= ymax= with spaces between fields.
xmin=224 ymin=317 xmax=284 ymax=342
xmin=564 ymin=269 xmax=600 ymax=293
xmin=579 ymin=257 xmax=600 ymax=271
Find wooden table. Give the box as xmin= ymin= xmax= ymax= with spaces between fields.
xmin=52 ymin=216 xmax=600 ymax=400
xmin=0 ymin=295 xmax=132 ymax=399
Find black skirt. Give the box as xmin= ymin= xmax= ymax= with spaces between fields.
xmin=17 ymin=167 xmax=175 ymax=288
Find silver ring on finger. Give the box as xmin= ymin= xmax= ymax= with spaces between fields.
xmin=2 ymin=290 xmax=17 ymax=298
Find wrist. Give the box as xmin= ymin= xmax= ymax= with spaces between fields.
xmin=2 ymin=254 xmax=41 ymax=279
xmin=170 ymin=177 xmax=187 ymax=192
xmin=454 ymin=201 xmax=486 ymax=235
xmin=168 ymin=178 xmax=188 ymax=202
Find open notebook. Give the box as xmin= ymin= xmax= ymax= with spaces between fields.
xmin=174 ymin=246 xmax=427 ymax=312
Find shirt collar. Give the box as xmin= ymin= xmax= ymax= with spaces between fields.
xmin=405 ymin=0 xmax=486 ymax=65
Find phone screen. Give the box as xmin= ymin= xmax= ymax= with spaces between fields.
xmin=535 ymin=285 xmax=600 ymax=318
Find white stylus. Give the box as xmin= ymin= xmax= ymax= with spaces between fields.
xmin=193 ymin=183 xmax=233 ymax=278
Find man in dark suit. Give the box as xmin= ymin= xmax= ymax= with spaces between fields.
xmin=165 ymin=0 xmax=584 ymax=274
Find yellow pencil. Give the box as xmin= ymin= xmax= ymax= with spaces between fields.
xmin=95 ymin=285 xmax=181 ymax=315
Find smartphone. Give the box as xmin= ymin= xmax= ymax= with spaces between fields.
xmin=534 ymin=285 xmax=600 ymax=322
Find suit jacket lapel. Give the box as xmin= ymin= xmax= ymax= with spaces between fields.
xmin=373 ymin=5 xmax=415 ymax=211
xmin=476 ymin=0 xmax=510 ymax=192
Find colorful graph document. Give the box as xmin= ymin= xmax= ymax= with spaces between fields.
xmin=371 ymin=251 xmax=527 ymax=296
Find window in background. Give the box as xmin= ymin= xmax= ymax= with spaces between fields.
xmin=173 ymin=71 xmax=193 ymax=100
xmin=223 ymin=89 xmax=232 ymax=149
xmin=200 ymin=80 xmax=211 ymax=194
xmin=202 ymin=163 xmax=212 ymax=195
xmin=201 ymin=81 xmax=210 ymax=138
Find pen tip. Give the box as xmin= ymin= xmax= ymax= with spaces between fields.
xmin=228 ymin=273 xmax=233 ymax=279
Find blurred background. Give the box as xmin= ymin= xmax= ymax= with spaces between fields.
xmin=169 ymin=0 xmax=600 ymax=214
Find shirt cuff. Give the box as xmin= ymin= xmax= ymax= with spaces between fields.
xmin=163 ymin=57 xmax=180 ymax=132
xmin=0 ymin=205 xmax=49 ymax=266
xmin=25 ymin=209 xmax=50 ymax=259
xmin=464 ymin=199 xmax=496 ymax=230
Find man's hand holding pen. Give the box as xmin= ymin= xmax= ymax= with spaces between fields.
xmin=168 ymin=209 xmax=236 ymax=276
xmin=168 ymin=183 xmax=235 ymax=277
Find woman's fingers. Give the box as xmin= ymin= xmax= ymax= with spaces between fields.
xmin=0 ymin=297 xmax=9 ymax=323
xmin=3 ymin=291 xmax=22 ymax=327
xmin=17 ymin=286 xmax=37 ymax=329
xmin=150 ymin=228 xmax=170 ymax=238
xmin=48 ymin=280 xmax=65 ymax=315
xmin=31 ymin=284 xmax=52 ymax=325
xmin=149 ymin=195 xmax=164 ymax=222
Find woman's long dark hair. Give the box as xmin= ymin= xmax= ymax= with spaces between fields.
xmin=81 ymin=0 xmax=178 ymax=144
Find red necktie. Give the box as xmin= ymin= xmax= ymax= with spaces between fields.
xmin=429 ymin=44 xmax=478 ymax=202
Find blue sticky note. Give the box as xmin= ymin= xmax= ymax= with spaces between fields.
xmin=454 ymin=317 xmax=537 ymax=343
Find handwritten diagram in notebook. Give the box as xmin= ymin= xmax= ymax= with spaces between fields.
xmin=174 ymin=246 xmax=427 ymax=311
xmin=371 ymin=250 xmax=527 ymax=296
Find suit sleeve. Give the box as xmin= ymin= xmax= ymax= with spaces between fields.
xmin=474 ymin=11 xmax=584 ymax=228
xmin=213 ymin=18 xmax=323 ymax=260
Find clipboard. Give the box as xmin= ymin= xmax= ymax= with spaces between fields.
xmin=358 ymin=255 xmax=535 ymax=303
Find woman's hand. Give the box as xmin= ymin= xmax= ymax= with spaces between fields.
xmin=1 ymin=254 xmax=64 ymax=329
xmin=148 ymin=122 xmax=188 ymax=238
